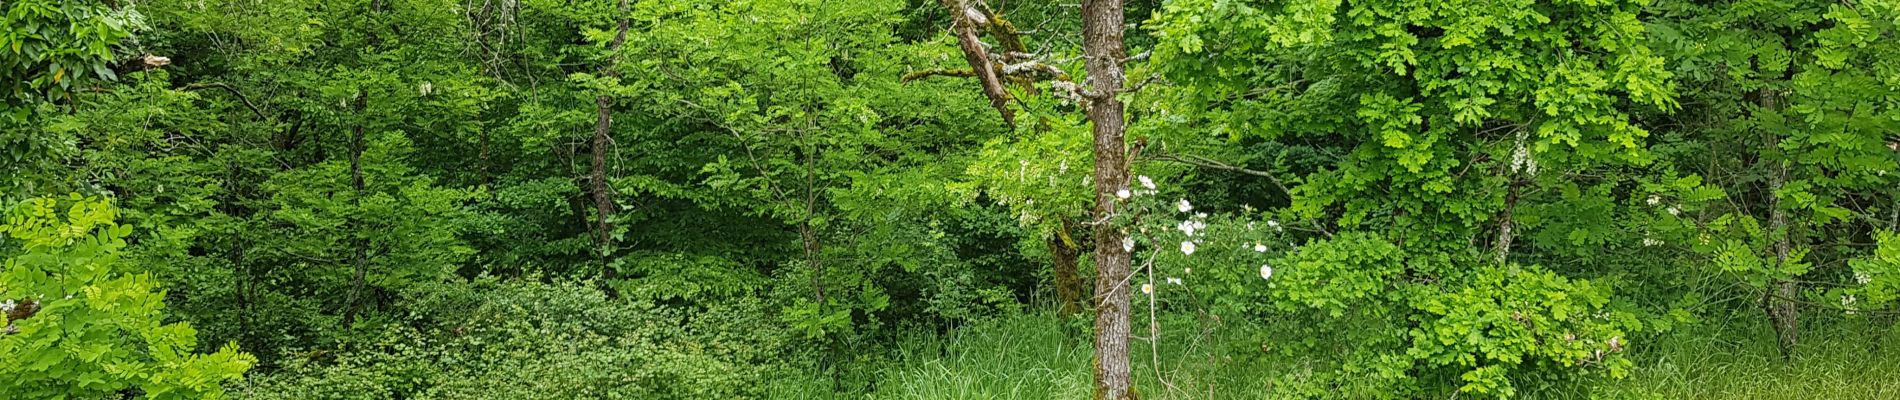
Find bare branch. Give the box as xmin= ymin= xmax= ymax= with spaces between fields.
xmin=180 ymin=82 xmax=268 ymax=120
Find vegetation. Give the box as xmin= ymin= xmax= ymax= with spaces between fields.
xmin=1 ymin=0 xmax=1897 ymax=398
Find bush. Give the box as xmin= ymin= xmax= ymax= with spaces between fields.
xmin=1263 ymin=233 xmax=1639 ymax=398
xmin=235 ymin=277 xmax=807 ymax=399
xmin=0 ymin=195 xmax=253 ymax=399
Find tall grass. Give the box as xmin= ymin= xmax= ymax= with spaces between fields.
xmin=872 ymin=313 xmax=1900 ymax=399
xmin=876 ymin=313 xmax=1275 ymax=399
xmin=1593 ymin=318 xmax=1900 ymax=400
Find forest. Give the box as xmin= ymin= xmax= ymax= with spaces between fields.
xmin=2 ymin=0 xmax=1899 ymax=398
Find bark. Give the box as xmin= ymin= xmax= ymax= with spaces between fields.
xmin=1494 ymin=133 xmax=1527 ymax=264
xmin=941 ymin=0 xmax=1015 ymax=127
xmin=1760 ymin=88 xmax=1799 ymax=358
xmin=1081 ymin=0 xmax=1135 ymax=398
xmin=1494 ymin=178 xmax=1521 ymax=264
xmin=592 ymin=0 xmax=632 ymax=276
xmin=1051 ymin=219 xmax=1084 ymax=316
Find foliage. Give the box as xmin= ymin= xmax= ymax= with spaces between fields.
xmin=6 ymin=0 xmax=1900 ymax=398
xmin=1 ymin=0 xmax=140 ymax=194
xmin=1 ymin=0 xmax=137 ymax=108
xmin=238 ymin=278 xmax=805 ymax=399
xmin=0 ymin=195 xmax=252 ymax=398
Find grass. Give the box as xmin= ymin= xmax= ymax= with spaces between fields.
xmin=1595 ymin=318 xmax=1900 ymax=400
xmin=874 ymin=313 xmax=1278 ymax=399
xmin=870 ymin=313 xmax=1900 ymax=399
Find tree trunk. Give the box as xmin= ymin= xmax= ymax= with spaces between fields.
xmin=1494 ymin=132 xmax=1527 ymax=265
xmin=801 ymin=222 xmax=827 ymax=305
xmin=341 ymin=94 xmax=371 ymax=329
xmin=1493 ymin=178 xmax=1520 ymax=264
xmin=1760 ymin=88 xmax=1799 ymax=358
xmin=1051 ymin=219 xmax=1084 ymax=316
xmin=592 ymin=0 xmax=632 ymax=277
xmin=1081 ymin=0 xmax=1134 ymax=398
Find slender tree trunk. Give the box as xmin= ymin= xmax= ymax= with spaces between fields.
xmin=342 ymin=94 xmax=371 ymax=329
xmin=232 ymin=237 xmax=255 ymax=350
xmin=1081 ymin=0 xmax=1134 ymax=398
xmin=801 ymin=222 xmax=827 ymax=304
xmin=1494 ymin=132 xmax=1528 ymax=264
xmin=1760 ymin=88 xmax=1799 ymax=358
xmin=592 ymin=0 xmax=632 ymax=277
xmin=479 ymin=124 xmax=492 ymax=187
xmin=1494 ymin=179 xmax=1521 ymax=264
xmin=591 ymin=96 xmax=615 ymax=263
xmin=1051 ymin=219 xmax=1083 ymax=316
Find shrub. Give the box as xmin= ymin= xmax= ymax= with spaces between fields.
xmin=0 ymin=195 xmax=253 ymax=399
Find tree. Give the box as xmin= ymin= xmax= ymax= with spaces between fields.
xmin=1079 ymin=0 xmax=1135 ymax=397
xmin=1646 ymin=0 xmax=1900 ymax=357
xmin=1 ymin=0 xmax=140 ymax=195
xmin=590 ymin=0 xmax=632 ymax=272
xmin=1148 ymin=0 xmax=1674 ymax=395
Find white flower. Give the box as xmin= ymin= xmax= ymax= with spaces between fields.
xmin=1177 ymin=199 xmax=1193 ymax=213
xmin=1267 ymin=219 xmax=1282 ymax=232
xmin=1177 ymin=220 xmax=1197 ymax=236
xmin=1121 ymin=236 xmax=1136 ymax=252
xmin=1139 ymin=175 xmax=1156 ymax=190
xmin=1642 ymin=238 xmax=1663 ymax=247
xmin=1166 ymin=277 xmax=1183 ymax=285
xmin=1181 ymin=241 xmax=1197 ymax=255
xmin=1260 ymin=264 xmax=1274 ymax=280
xmin=1183 ymin=267 xmax=1192 ymax=274
xmin=1666 ymin=206 xmax=1681 ymax=216
xmin=1646 ymin=195 xmax=1661 ymax=206
xmin=1844 ymin=295 xmax=1859 ymax=315
xmin=1247 ymin=221 xmax=1256 ymax=231
xmin=418 ymin=81 xmax=434 ymax=96
xmin=1254 ymin=243 xmax=1268 ymax=253
xmin=1191 ymin=220 xmax=1207 ymax=233
xmin=1116 ymin=189 xmax=1132 ymax=199
xmin=1195 ymin=212 xmax=1208 ymax=219
xmin=1856 ymin=271 xmax=1873 ymax=285
xmin=1140 ymin=283 xmax=1154 ymax=295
